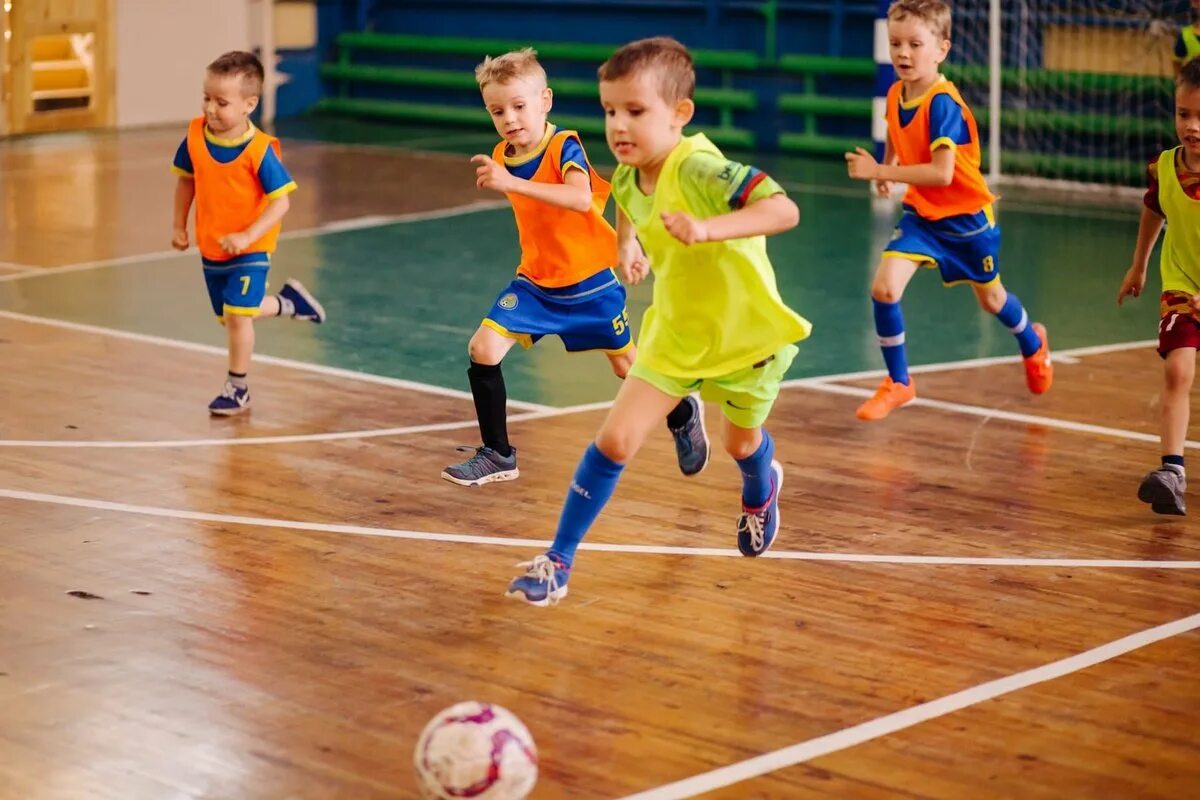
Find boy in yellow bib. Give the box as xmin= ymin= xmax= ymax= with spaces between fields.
xmin=507 ymin=37 xmax=809 ymax=606
xmin=1117 ymin=58 xmax=1200 ymax=515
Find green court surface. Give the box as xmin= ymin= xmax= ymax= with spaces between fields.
xmin=0 ymin=128 xmax=1158 ymax=408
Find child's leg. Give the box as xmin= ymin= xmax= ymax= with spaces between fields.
xmin=1161 ymin=347 xmax=1196 ymax=458
xmin=972 ymin=280 xmax=1053 ymax=394
xmin=1139 ymin=347 xmax=1195 ymax=515
xmin=467 ymin=326 xmax=519 ymax=454
xmin=724 ymin=418 xmax=784 ymax=557
xmin=870 ymin=256 xmax=921 ymax=385
xmin=226 ymin=314 xmax=255 ymax=375
xmin=857 ymin=257 xmax=921 ymax=421
xmin=506 ymin=377 xmax=680 ymax=605
xmin=265 ymin=279 xmax=326 ymax=323
xmin=441 ymin=325 xmax=521 ymax=486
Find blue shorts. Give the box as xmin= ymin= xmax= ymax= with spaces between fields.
xmin=883 ymin=210 xmax=1001 ymax=286
xmin=483 ymin=269 xmax=632 ymax=353
xmin=203 ymin=260 xmax=269 ymax=318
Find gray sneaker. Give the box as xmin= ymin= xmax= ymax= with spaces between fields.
xmin=668 ymin=396 xmax=710 ymax=477
xmin=1137 ymin=466 xmax=1186 ymax=516
xmin=441 ymin=446 xmax=519 ymax=487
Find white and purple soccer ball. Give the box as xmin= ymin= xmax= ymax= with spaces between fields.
xmin=414 ymin=701 xmax=538 ymax=800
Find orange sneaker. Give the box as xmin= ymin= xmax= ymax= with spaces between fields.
xmin=1023 ymin=322 xmax=1053 ymax=395
xmin=856 ymin=376 xmax=917 ymax=421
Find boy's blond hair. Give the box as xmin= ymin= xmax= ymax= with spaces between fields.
xmin=207 ymin=50 xmax=264 ymax=97
xmin=475 ymin=47 xmax=547 ymax=89
xmin=597 ymin=36 xmax=695 ymax=104
xmin=887 ymin=0 xmax=952 ymax=41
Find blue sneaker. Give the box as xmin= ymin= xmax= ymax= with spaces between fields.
xmin=208 ymin=380 xmax=251 ymax=416
xmin=442 ymin=446 xmax=519 ymax=487
xmin=280 ymin=279 xmax=326 ymax=323
xmin=736 ymin=460 xmax=782 ymax=556
xmin=505 ymin=554 xmax=570 ymax=606
xmin=669 ymin=395 xmax=710 ymax=477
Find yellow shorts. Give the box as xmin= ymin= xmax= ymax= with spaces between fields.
xmin=628 ymin=345 xmax=798 ymax=429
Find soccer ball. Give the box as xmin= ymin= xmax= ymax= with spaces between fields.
xmin=413 ymin=701 xmax=538 ymax=800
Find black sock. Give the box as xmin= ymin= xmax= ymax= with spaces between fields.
xmin=468 ymin=361 xmax=510 ymax=457
xmin=1163 ymin=454 xmax=1185 ymax=472
xmin=666 ymin=398 xmax=693 ymax=430
xmin=228 ymin=370 xmax=248 ymax=389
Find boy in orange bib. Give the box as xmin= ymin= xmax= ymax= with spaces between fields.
xmin=442 ymin=48 xmax=703 ymax=487
xmin=171 ymin=51 xmax=325 ymax=416
xmin=844 ymin=0 xmax=1053 ymax=422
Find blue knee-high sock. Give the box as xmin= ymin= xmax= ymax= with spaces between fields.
xmin=549 ymin=443 xmax=625 ymax=567
xmin=873 ymin=299 xmax=909 ymax=385
xmin=737 ymin=430 xmax=775 ymax=508
xmin=994 ymin=293 xmax=1041 ymax=358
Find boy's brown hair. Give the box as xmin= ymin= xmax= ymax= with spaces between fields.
xmin=1180 ymin=57 xmax=1200 ymax=91
xmin=887 ymin=0 xmax=952 ymax=41
xmin=475 ymin=47 xmax=547 ymax=90
xmin=597 ymin=36 xmax=695 ymax=104
xmin=207 ymin=50 xmax=265 ymax=97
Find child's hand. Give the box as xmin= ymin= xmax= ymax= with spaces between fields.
xmin=1190 ymin=293 xmax=1200 ymax=313
xmin=845 ymin=147 xmax=880 ymax=181
xmin=661 ymin=211 xmax=708 ymax=246
xmin=873 ymin=178 xmax=894 ymax=199
xmin=471 ymin=154 xmax=515 ymax=194
xmin=618 ymin=240 xmax=650 ymax=285
xmin=219 ymin=231 xmax=253 ymax=255
xmin=171 ymin=228 xmax=189 ymax=251
xmin=1116 ymin=265 xmax=1147 ymax=305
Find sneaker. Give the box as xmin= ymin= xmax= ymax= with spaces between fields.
xmin=1137 ymin=466 xmax=1187 ymax=516
xmin=855 ymin=376 xmax=917 ymax=421
xmin=737 ymin=460 xmax=783 ymax=557
xmin=1023 ymin=322 xmax=1053 ymax=395
xmin=208 ymin=380 xmax=251 ymax=416
xmin=280 ymin=279 xmax=326 ymax=323
xmin=441 ymin=446 xmax=519 ymax=487
xmin=669 ymin=396 xmax=710 ymax=477
xmin=505 ymin=553 xmax=570 ymax=606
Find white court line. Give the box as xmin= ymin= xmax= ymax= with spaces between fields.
xmin=0 ymin=310 xmax=552 ymax=413
xmin=802 ymin=381 xmax=1200 ymax=450
xmin=618 ymin=611 xmax=1200 ymax=800
xmin=0 ymin=201 xmax=508 ymax=281
xmin=0 ymin=261 xmax=35 ymax=273
xmin=1 ymin=488 xmax=1198 ymax=569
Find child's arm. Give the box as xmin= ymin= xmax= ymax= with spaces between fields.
xmin=661 ymin=193 xmax=799 ymax=246
xmin=846 ymin=144 xmax=955 ymax=188
xmin=616 ymin=208 xmax=649 ymax=285
xmin=219 ymin=194 xmax=291 ymax=255
xmin=874 ymin=137 xmax=898 ymax=198
xmin=470 ymin=154 xmax=592 ymax=212
xmin=1117 ymin=205 xmax=1166 ymax=305
xmin=172 ymin=176 xmax=195 ymax=250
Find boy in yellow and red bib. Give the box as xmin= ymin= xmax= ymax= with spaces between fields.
xmin=845 ymin=0 xmax=1052 ymax=422
xmin=443 ymin=48 xmax=703 ymax=486
xmin=1116 ymin=58 xmax=1200 ymax=516
xmin=171 ymin=51 xmax=324 ymax=416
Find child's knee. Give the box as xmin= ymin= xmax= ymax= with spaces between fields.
xmin=225 ymin=314 xmax=253 ymax=332
xmin=723 ymin=436 xmax=759 ymax=461
xmin=468 ymin=331 xmax=504 ymax=365
xmin=975 ymin=284 xmax=1007 ymax=314
xmin=1165 ymin=354 xmax=1195 ymax=391
xmin=608 ymin=352 xmax=633 ymax=379
xmin=870 ymin=280 xmax=904 ymax=304
xmin=594 ymin=427 xmax=638 ymax=464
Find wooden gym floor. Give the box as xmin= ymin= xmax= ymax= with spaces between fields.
xmin=0 ymin=125 xmax=1196 ymax=799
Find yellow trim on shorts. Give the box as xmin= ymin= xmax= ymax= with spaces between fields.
xmin=223 ymin=304 xmax=260 ymax=317
xmin=882 ymin=250 xmax=938 ymax=267
xmin=481 ymin=318 xmax=534 ymax=349
xmin=942 ymin=274 xmax=1002 ymax=289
